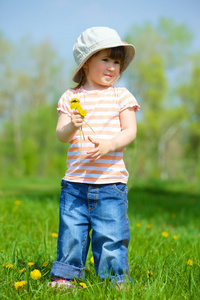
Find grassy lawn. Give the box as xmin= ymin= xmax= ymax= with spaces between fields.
xmin=0 ymin=178 xmax=199 ymax=299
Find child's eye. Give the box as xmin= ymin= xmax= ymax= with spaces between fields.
xmin=114 ymin=60 xmax=120 ymax=64
xmin=102 ymin=58 xmax=109 ymax=62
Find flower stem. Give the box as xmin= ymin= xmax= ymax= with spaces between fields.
xmin=81 ymin=126 xmax=85 ymax=141
xmin=79 ymin=128 xmax=82 ymax=162
xmin=83 ymin=120 xmax=96 ymax=134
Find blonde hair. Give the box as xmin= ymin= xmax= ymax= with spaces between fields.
xmin=74 ymin=46 xmax=125 ymax=89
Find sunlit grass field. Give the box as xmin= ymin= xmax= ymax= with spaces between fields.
xmin=0 ymin=178 xmax=199 ymax=299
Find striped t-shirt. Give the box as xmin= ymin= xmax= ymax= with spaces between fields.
xmin=57 ymin=86 xmax=139 ymax=184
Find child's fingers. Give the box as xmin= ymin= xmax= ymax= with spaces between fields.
xmin=71 ymin=112 xmax=84 ymax=128
xmin=73 ymin=110 xmax=83 ymax=116
xmin=88 ymin=136 xmax=99 ymax=146
xmin=72 ymin=110 xmax=84 ymax=120
xmin=86 ymin=152 xmax=100 ymax=162
xmin=86 ymin=148 xmax=98 ymax=155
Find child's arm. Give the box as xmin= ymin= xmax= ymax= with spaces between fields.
xmin=87 ymin=107 xmax=137 ymax=161
xmin=56 ymin=111 xmax=84 ymax=143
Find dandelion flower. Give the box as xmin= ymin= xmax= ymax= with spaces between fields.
xmin=70 ymin=98 xmax=80 ymax=103
xmin=162 ymin=231 xmax=169 ymax=238
xmin=90 ymin=256 xmax=94 ymax=264
xmin=70 ymin=103 xmax=81 ymax=110
xmin=14 ymin=280 xmax=27 ymax=291
xmin=6 ymin=263 xmax=13 ymax=268
xmin=20 ymin=268 xmax=26 ymax=273
xmin=147 ymin=271 xmax=153 ymax=276
xmin=79 ymin=109 xmax=87 ymax=117
xmin=30 ymin=269 xmax=42 ymax=280
xmin=42 ymin=261 xmax=49 ymax=267
xmin=51 ymin=232 xmax=58 ymax=238
xmin=173 ymin=235 xmax=178 ymax=240
xmin=79 ymin=282 xmax=87 ymax=288
xmin=28 ymin=262 xmax=35 ymax=267
xmin=186 ymin=259 xmax=193 ymax=266
xmin=69 ymin=98 xmax=95 ymax=161
xmin=0 ymin=250 xmax=4 ymax=253
xmin=14 ymin=200 xmax=21 ymax=205
xmin=136 ymin=223 xmax=141 ymax=227
xmin=146 ymin=224 xmax=151 ymax=229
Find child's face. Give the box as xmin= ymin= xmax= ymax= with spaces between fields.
xmin=83 ymin=50 xmax=121 ymax=89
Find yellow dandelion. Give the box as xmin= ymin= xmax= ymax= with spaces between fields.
xmin=186 ymin=259 xmax=193 ymax=266
xmin=90 ymin=256 xmax=94 ymax=264
xmin=51 ymin=232 xmax=58 ymax=238
xmin=0 ymin=250 xmax=4 ymax=253
xmin=14 ymin=200 xmax=21 ymax=205
xmin=70 ymin=98 xmax=80 ymax=103
xmin=173 ymin=235 xmax=178 ymax=240
xmin=79 ymin=282 xmax=87 ymax=288
xmin=70 ymin=103 xmax=81 ymax=110
xmin=30 ymin=269 xmax=42 ymax=280
xmin=6 ymin=263 xmax=13 ymax=268
xmin=146 ymin=224 xmax=151 ymax=229
xmin=136 ymin=222 xmax=141 ymax=227
xmin=74 ymin=104 xmax=82 ymax=111
xmin=162 ymin=231 xmax=169 ymax=238
xmin=70 ymin=97 xmax=95 ymax=162
xmin=147 ymin=271 xmax=153 ymax=276
xmin=20 ymin=268 xmax=26 ymax=273
xmin=14 ymin=280 xmax=27 ymax=291
xmin=28 ymin=262 xmax=35 ymax=267
xmin=79 ymin=109 xmax=87 ymax=117
xmin=42 ymin=261 xmax=49 ymax=267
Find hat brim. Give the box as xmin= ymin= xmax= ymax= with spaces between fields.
xmin=72 ymin=43 xmax=135 ymax=83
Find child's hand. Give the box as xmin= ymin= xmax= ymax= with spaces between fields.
xmin=87 ymin=136 xmax=112 ymax=161
xmin=71 ymin=110 xmax=84 ymax=129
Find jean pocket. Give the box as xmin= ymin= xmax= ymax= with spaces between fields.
xmin=61 ymin=179 xmax=68 ymax=189
xmin=113 ymin=183 xmax=127 ymax=195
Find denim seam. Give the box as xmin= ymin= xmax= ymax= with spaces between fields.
xmin=87 ymin=187 xmax=98 ymax=212
xmin=113 ymin=184 xmax=127 ymax=195
xmin=81 ymin=229 xmax=89 ymax=269
xmin=89 ymin=200 xmax=98 ymax=211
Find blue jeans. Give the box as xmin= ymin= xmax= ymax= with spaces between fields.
xmin=50 ymin=180 xmax=130 ymax=283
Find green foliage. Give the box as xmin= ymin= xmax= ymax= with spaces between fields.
xmin=0 ymin=103 xmax=67 ymax=178
xmin=124 ymin=18 xmax=199 ymax=180
xmin=177 ymin=57 xmax=200 ymax=178
xmin=0 ymin=179 xmax=200 ymax=299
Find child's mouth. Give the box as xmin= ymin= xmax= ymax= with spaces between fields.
xmin=105 ymin=74 xmax=112 ymax=78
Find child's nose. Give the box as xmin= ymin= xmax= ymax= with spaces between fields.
xmin=107 ymin=62 xmax=115 ymax=70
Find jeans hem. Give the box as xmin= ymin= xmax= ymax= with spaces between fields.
xmin=50 ymin=261 xmax=85 ymax=280
xmin=109 ymin=274 xmax=131 ymax=285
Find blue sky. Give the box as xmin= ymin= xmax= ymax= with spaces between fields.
xmin=1 ymin=0 xmax=200 ymax=61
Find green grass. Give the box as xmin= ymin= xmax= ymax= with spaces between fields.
xmin=0 ymin=178 xmax=200 ymax=299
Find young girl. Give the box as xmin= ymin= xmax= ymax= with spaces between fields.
xmin=49 ymin=26 xmax=140 ymax=288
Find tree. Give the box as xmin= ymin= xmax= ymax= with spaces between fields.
xmin=177 ymin=55 xmax=200 ymax=179
xmin=0 ymin=103 xmax=68 ymax=178
xmin=124 ymin=18 xmax=195 ymax=179
xmin=0 ymin=34 xmax=68 ymax=177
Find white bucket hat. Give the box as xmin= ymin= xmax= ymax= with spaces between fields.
xmin=72 ymin=26 xmax=135 ymax=83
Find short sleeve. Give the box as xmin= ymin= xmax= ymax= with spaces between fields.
xmin=57 ymin=92 xmax=72 ymax=117
xmin=118 ymin=88 xmax=140 ymax=113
